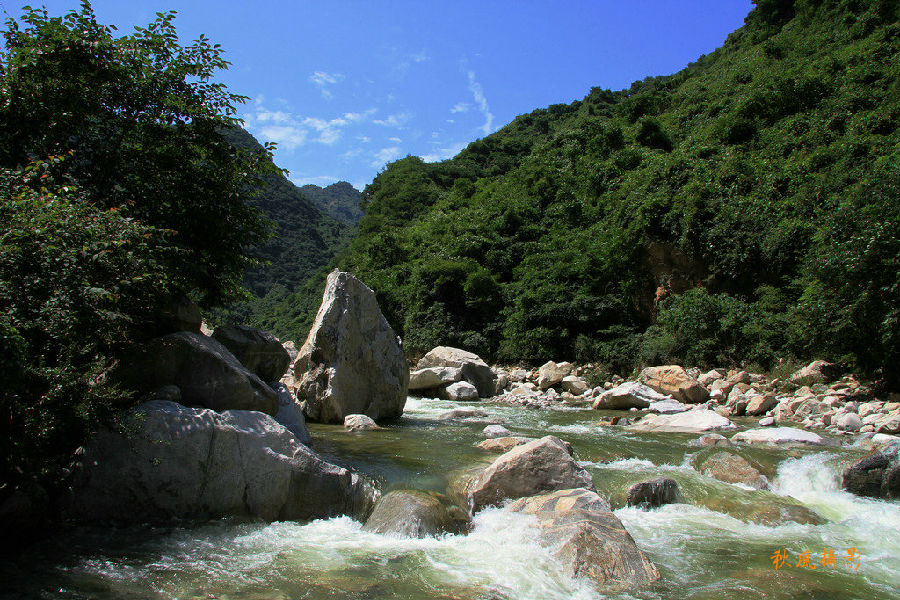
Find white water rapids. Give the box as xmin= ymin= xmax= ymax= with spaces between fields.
xmin=3 ymin=396 xmax=898 ymax=599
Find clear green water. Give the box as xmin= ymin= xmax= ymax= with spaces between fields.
xmin=2 ymin=397 xmax=898 ymax=600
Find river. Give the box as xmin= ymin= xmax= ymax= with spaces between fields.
xmin=2 ymin=396 xmax=898 ymax=599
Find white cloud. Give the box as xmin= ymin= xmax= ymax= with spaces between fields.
xmin=450 ymin=102 xmax=471 ymax=113
xmin=357 ymin=135 xmax=371 ymax=143
xmin=421 ymin=141 xmax=468 ymax=163
xmin=373 ymin=111 xmax=413 ymax=128
xmin=467 ymin=70 xmax=494 ymax=136
xmin=259 ymin=125 xmax=308 ymax=150
xmin=371 ymin=146 xmax=403 ymax=167
xmin=309 ymin=71 xmax=345 ymax=99
xmin=388 ymin=136 xmax=402 ymax=143
xmin=301 ymin=109 xmax=377 ymax=145
xmin=256 ymin=110 xmax=292 ymax=123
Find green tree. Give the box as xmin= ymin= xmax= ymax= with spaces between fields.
xmin=0 ymin=2 xmax=275 ymax=492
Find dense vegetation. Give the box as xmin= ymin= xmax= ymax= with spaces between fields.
xmin=0 ymin=4 xmax=274 ymax=492
xmin=220 ymin=127 xmax=355 ymax=297
xmin=300 ymin=181 xmax=363 ymax=225
xmin=313 ymin=0 xmax=899 ymax=385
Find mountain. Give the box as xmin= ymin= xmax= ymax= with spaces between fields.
xmin=219 ymin=128 xmax=353 ymax=296
xmin=326 ymin=0 xmax=899 ymax=385
xmin=300 ymin=181 xmax=363 ymax=224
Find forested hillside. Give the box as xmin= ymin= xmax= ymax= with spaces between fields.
xmin=323 ymin=0 xmax=899 ymax=385
xmin=219 ymin=128 xmax=353 ymax=295
xmin=300 ymin=181 xmax=363 ymax=225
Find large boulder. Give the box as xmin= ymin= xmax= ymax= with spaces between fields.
xmin=593 ymin=381 xmax=670 ymax=410
xmin=626 ymin=478 xmax=683 ymax=508
xmin=212 ymin=324 xmax=291 ymax=382
xmin=115 ymin=332 xmax=278 ymax=415
xmin=408 ymin=366 xmax=462 ymax=391
xmin=440 ymin=380 xmax=479 ymax=402
xmin=789 ymin=360 xmax=839 ymax=387
xmin=417 ymin=346 xmax=497 ymax=398
xmin=294 ymin=270 xmax=408 ymax=423
xmin=362 ymin=490 xmax=470 ymax=538
xmin=68 ymin=401 xmax=378 ymax=523
xmin=842 ymin=441 xmax=900 ymax=499
xmin=273 ymin=382 xmax=311 ymax=445
xmin=537 ymin=361 xmax=573 ymax=389
xmin=627 ymin=409 xmax=735 ymax=433
xmin=466 ymin=436 xmax=593 ymax=510
xmin=507 ymin=488 xmax=659 ymax=591
xmin=638 ymin=365 xmax=709 ymax=404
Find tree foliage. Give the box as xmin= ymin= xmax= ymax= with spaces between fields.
xmin=0 ymin=2 xmax=275 ymax=490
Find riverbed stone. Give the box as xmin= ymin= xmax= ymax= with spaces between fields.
xmin=626 ymin=478 xmax=683 ymax=508
xmin=68 ymin=401 xmax=378 ymax=523
xmin=441 ymin=380 xmax=479 ymax=402
xmin=477 ymin=436 xmax=534 ymax=453
xmin=294 ymin=270 xmax=408 ymax=424
xmin=408 ymin=366 xmax=463 ymax=391
xmin=745 ymin=393 xmax=777 ymax=416
xmin=561 ymin=375 xmax=590 ymax=395
xmin=507 ymin=488 xmax=659 ymax=591
xmin=592 ymin=381 xmax=670 ymax=410
xmin=344 ymin=414 xmax=380 ymax=431
xmin=362 ymin=490 xmax=470 ymax=538
xmin=627 ymin=409 xmax=735 ymax=433
xmin=648 ymin=399 xmax=689 ymax=414
xmin=693 ymin=450 xmax=768 ymax=490
xmin=115 ymin=331 xmax=278 ymax=415
xmin=789 ymin=360 xmax=839 ymax=387
xmin=842 ymin=441 xmax=900 ymax=499
xmin=638 ymin=365 xmax=709 ymax=404
xmin=537 ymin=361 xmax=574 ymax=389
xmin=731 ymin=427 xmax=826 ymax=446
xmin=212 ymin=324 xmax=291 ymax=383
xmin=834 ymin=412 xmax=862 ymax=432
xmin=467 ymin=436 xmax=593 ymax=510
xmin=273 ymin=382 xmax=312 ymax=445
xmin=417 ymin=346 xmax=497 ymax=397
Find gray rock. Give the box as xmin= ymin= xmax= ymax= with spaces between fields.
xmin=212 ymin=324 xmax=291 ymax=382
xmin=537 ymin=361 xmax=574 ymax=389
xmin=467 ymin=436 xmax=593 ymax=510
xmin=344 ymin=414 xmax=380 ymax=431
xmin=68 ymin=401 xmax=377 ymax=523
xmin=638 ymin=365 xmax=709 ymax=404
xmin=295 ymin=270 xmax=408 ymax=423
xmin=731 ymin=427 xmax=826 ymax=446
xmin=834 ymin=412 xmax=863 ymax=432
xmin=842 ymin=441 xmax=900 ymax=499
xmin=758 ymin=416 xmax=776 ymax=427
xmin=483 ymin=424 xmax=513 ymax=438
xmin=115 ymin=332 xmax=278 ymax=415
xmin=362 ymin=490 xmax=470 ymax=538
xmin=417 ymin=346 xmax=497 ymax=397
xmin=789 ymin=360 xmax=839 ymax=387
xmin=408 ymin=366 xmax=463 ymax=391
xmin=626 ymin=478 xmax=683 ymax=508
xmin=273 ymin=382 xmax=311 ymax=444
xmin=627 ymin=409 xmax=735 ymax=433
xmin=477 ymin=436 xmax=535 ymax=453
xmin=694 ymin=450 xmax=768 ymax=490
xmin=592 ymin=381 xmax=670 ymax=410
xmin=441 ymin=380 xmax=479 ymax=402
xmin=561 ymin=375 xmax=589 ymax=395
xmin=648 ymin=399 xmax=689 ymax=414
xmin=507 ymin=489 xmax=659 ymax=591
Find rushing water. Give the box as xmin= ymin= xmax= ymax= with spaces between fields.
xmin=2 ymin=396 xmax=898 ymax=599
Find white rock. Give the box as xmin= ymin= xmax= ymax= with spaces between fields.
xmin=408 ymin=366 xmax=463 ymax=390
xmin=443 ymin=381 xmax=479 ymax=402
xmin=537 ymin=361 xmax=574 ymax=389
xmin=561 ymin=375 xmax=590 ymax=395
xmin=483 ymin=424 xmax=513 ymax=438
xmin=627 ymin=409 xmax=736 ymax=433
xmin=731 ymin=427 xmax=826 ymax=445
xmin=344 ymin=414 xmax=380 ymax=431
xmin=593 ymin=381 xmax=670 ymax=410
xmin=647 ymin=399 xmax=689 ymax=414
xmin=833 ymin=412 xmax=862 ymax=432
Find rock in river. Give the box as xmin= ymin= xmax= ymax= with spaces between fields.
xmin=68 ymin=401 xmax=378 ymax=523
xmin=294 ymin=270 xmax=408 ymax=424
xmin=506 ymin=488 xmax=659 ymax=591
xmin=362 ymin=490 xmax=470 ymax=538
xmin=466 ymin=436 xmax=593 ymax=511
xmin=592 ymin=381 xmax=670 ymax=410
xmin=627 ymin=409 xmax=736 ymax=433
xmin=638 ymin=365 xmax=709 ymax=404
xmin=626 ymin=478 xmax=684 ymax=508
xmin=417 ymin=346 xmax=497 ymax=398
xmin=842 ymin=440 xmax=900 ymax=499
xmin=731 ymin=427 xmax=827 ymax=446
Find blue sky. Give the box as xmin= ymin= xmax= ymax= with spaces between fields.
xmin=10 ymin=1 xmax=754 ymax=190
